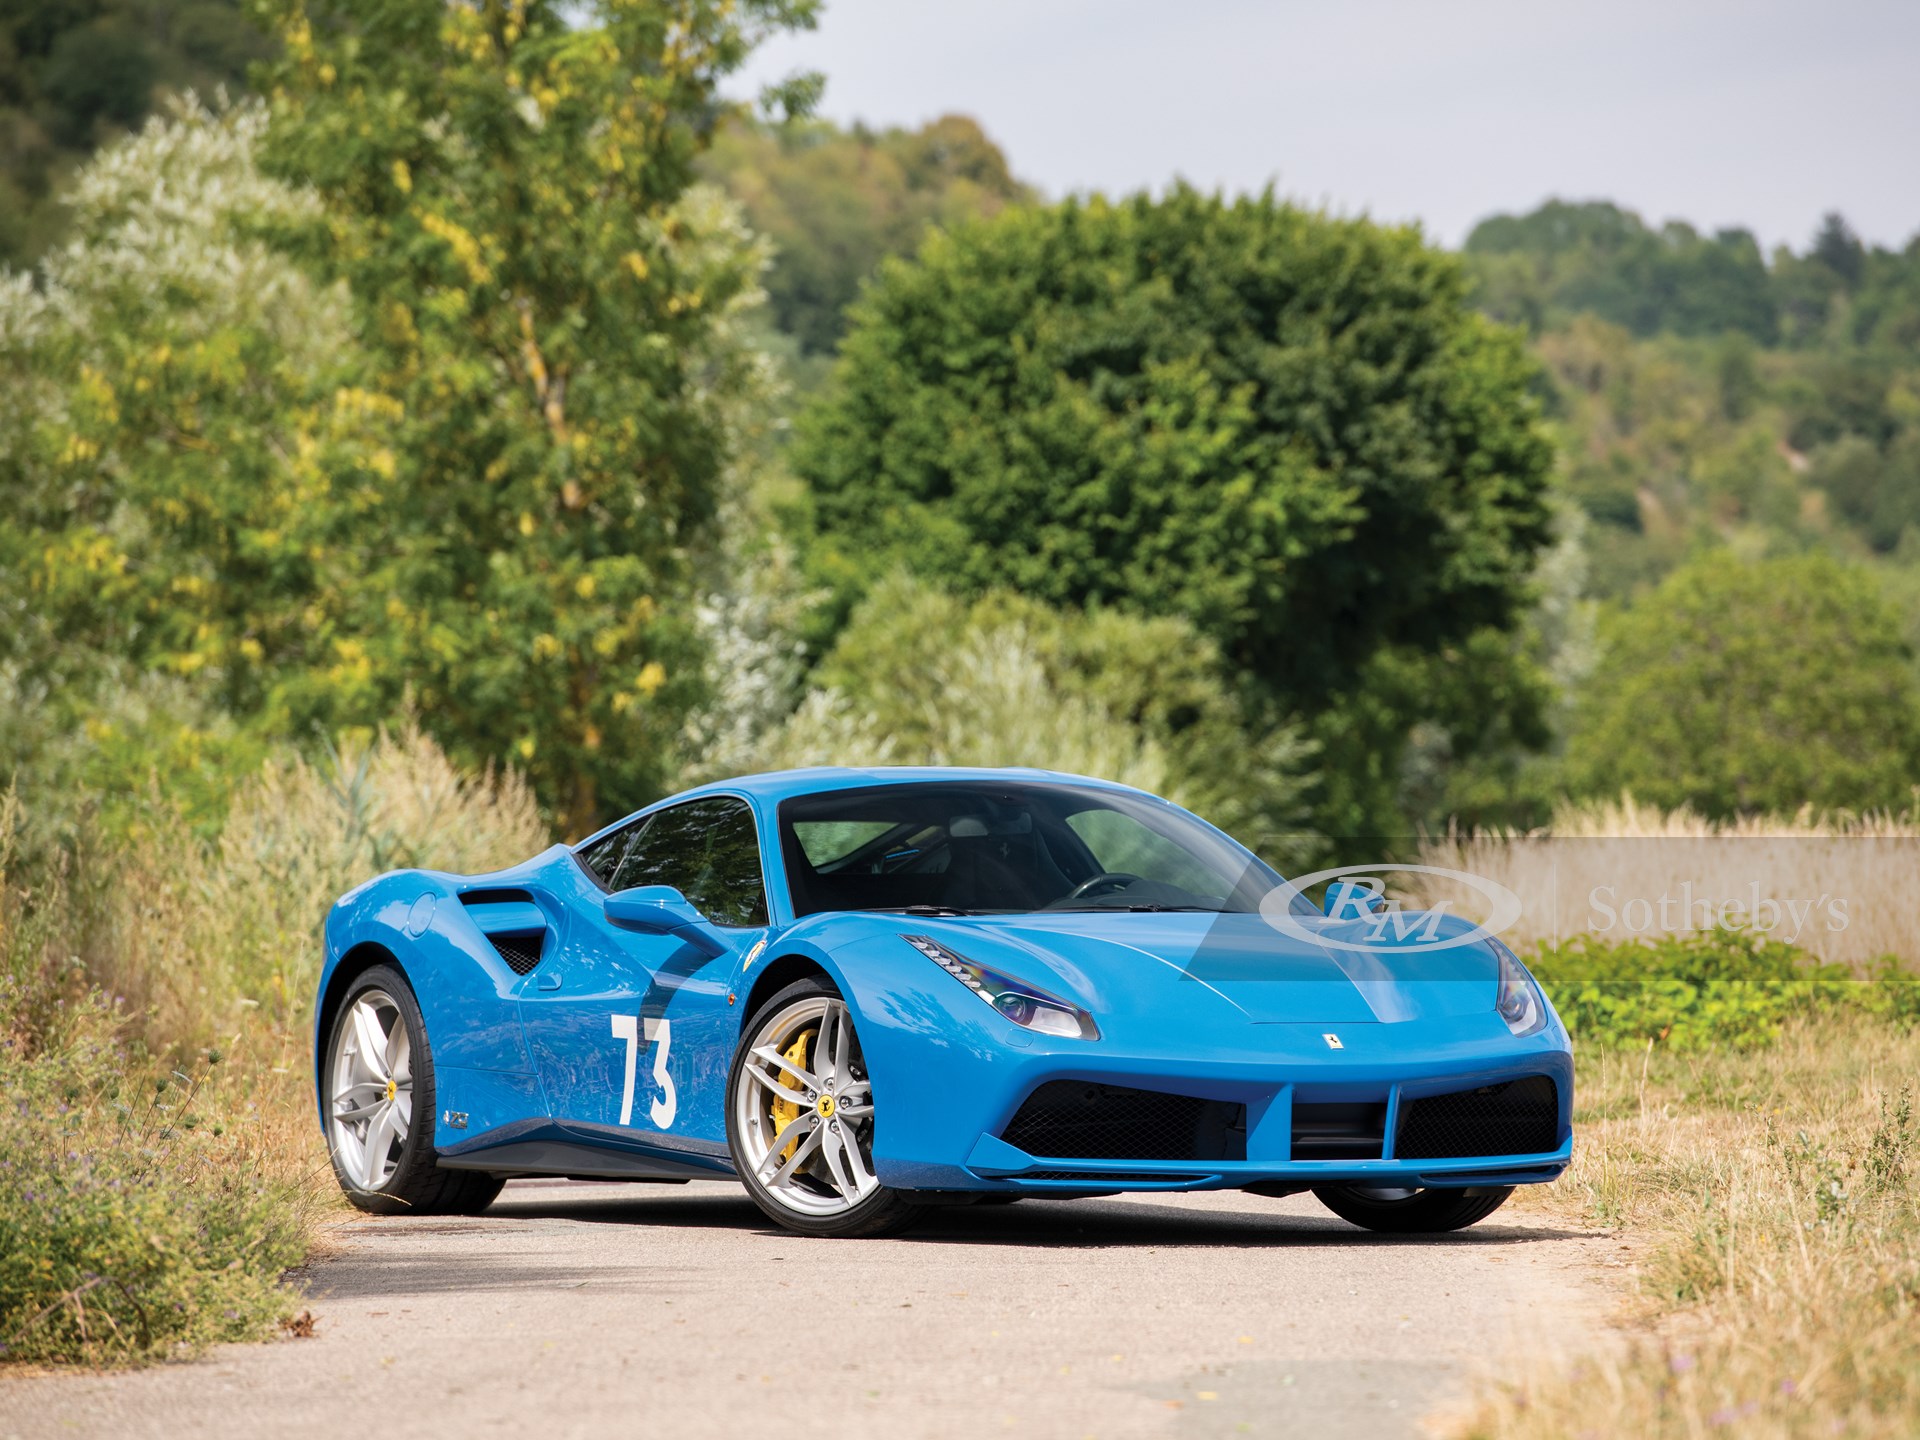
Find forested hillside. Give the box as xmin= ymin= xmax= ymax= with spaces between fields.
xmin=703 ymin=113 xmax=1033 ymax=359
xmin=0 ymin=0 xmax=266 ymax=262
xmin=1464 ymin=201 xmax=1920 ymax=601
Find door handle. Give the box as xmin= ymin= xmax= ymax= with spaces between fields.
xmin=536 ymin=972 xmax=562 ymax=991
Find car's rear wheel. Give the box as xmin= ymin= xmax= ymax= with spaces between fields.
xmin=726 ymin=977 xmax=924 ymax=1237
xmin=1312 ymin=1184 xmax=1513 ymax=1233
xmin=324 ymin=964 xmax=503 ymax=1216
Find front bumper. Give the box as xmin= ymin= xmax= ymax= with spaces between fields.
xmin=959 ymin=1089 xmax=1571 ymax=1195
xmin=862 ymin=1010 xmax=1574 ymax=1194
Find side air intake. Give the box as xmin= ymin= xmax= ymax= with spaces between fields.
xmin=459 ymin=891 xmax=548 ymax=977
xmin=487 ymin=933 xmax=545 ymax=976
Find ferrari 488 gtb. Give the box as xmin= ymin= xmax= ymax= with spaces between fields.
xmin=316 ymin=768 xmax=1572 ymax=1237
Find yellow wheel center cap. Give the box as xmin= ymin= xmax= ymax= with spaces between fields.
xmin=385 ymin=1079 xmax=397 ymax=1102
xmin=816 ymin=1094 xmax=837 ymax=1119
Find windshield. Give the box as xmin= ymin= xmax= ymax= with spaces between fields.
xmin=777 ymin=781 xmax=1285 ymax=918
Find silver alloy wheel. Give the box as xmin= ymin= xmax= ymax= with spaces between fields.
xmin=329 ymin=989 xmax=413 ymax=1191
xmin=732 ymin=995 xmax=877 ymax=1217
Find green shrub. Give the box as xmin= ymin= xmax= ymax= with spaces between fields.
xmin=1528 ymin=927 xmax=1920 ymax=1050
xmin=730 ymin=573 xmax=1316 ymax=855
xmin=0 ymin=996 xmax=312 ymax=1365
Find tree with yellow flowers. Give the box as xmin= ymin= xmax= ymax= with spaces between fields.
xmin=253 ymin=0 xmax=814 ymax=833
xmin=0 ymin=98 xmax=368 ymax=837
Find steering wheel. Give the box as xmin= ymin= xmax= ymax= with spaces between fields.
xmin=1064 ymin=872 xmax=1146 ymax=902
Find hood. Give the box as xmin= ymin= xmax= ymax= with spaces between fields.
xmin=905 ymin=909 xmax=1502 ymax=1025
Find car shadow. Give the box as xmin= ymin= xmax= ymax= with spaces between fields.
xmin=475 ymin=1182 xmax=1598 ymax=1250
xmin=299 ymin=1253 xmax=676 ymax=1300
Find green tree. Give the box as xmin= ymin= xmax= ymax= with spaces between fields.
xmin=704 ymin=113 xmax=1032 ymax=356
xmin=1562 ymin=552 xmax=1920 ymax=816
xmin=1812 ymin=433 xmax=1920 ymax=552
xmin=253 ymin=0 xmax=812 ymax=833
xmin=795 ymin=188 xmax=1556 ymax=835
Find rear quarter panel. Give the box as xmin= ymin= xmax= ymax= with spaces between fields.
xmin=316 ymin=855 xmax=565 ymax=1136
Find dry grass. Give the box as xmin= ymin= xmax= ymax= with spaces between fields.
xmin=1455 ymin=1018 xmax=1920 ymax=1438
xmin=1414 ymin=795 xmax=1920 ymax=968
xmin=1434 ymin=806 xmax=1920 ymax=1435
xmin=95 ymin=724 xmax=548 ymax=1052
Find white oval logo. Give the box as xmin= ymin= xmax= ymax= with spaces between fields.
xmin=1260 ymin=863 xmax=1523 ymax=956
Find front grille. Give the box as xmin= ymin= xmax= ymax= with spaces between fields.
xmin=1395 ymin=1076 xmax=1559 ymax=1160
xmin=1000 ymin=1082 xmax=1246 ymax=1162
xmin=488 ymin=933 xmax=544 ymax=976
xmin=1291 ymin=1101 xmax=1386 ymax=1161
xmin=1022 ymin=1171 xmax=1206 ymax=1184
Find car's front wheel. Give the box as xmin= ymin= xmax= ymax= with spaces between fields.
xmin=324 ymin=964 xmax=503 ymax=1216
xmin=726 ymin=977 xmax=923 ymax=1237
xmin=1312 ymin=1184 xmax=1513 ymax=1233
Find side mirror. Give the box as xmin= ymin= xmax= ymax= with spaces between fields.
xmin=1322 ymin=879 xmax=1387 ymax=920
xmin=604 ymin=885 xmax=728 ymax=958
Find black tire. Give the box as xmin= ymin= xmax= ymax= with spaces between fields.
xmin=323 ymin=964 xmax=504 ymax=1216
xmin=725 ymin=976 xmax=925 ymax=1238
xmin=1312 ymin=1184 xmax=1514 ymax=1234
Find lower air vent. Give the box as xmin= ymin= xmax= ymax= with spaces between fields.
xmin=1395 ymin=1076 xmax=1560 ymax=1160
xmin=488 ymin=933 xmax=544 ymax=976
xmin=1022 ymin=1171 xmax=1206 ymax=1184
xmin=1001 ymin=1082 xmax=1246 ymax=1162
xmin=1291 ymin=1101 xmax=1386 ymax=1161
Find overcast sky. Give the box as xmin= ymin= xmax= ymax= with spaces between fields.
xmin=730 ymin=0 xmax=1920 ymax=254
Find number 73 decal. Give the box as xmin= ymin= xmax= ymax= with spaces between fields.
xmin=609 ymin=1015 xmax=676 ymax=1129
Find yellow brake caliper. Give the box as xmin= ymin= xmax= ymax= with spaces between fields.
xmin=768 ymin=1026 xmax=816 ymax=1163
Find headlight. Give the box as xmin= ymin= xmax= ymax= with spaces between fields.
xmin=901 ymin=934 xmax=1100 ymax=1041
xmin=1491 ymin=937 xmax=1547 ymax=1037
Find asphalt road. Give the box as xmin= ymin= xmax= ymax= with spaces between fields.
xmin=0 ymin=1181 xmax=1615 ymax=1440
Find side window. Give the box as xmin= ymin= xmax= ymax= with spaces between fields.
xmin=578 ymin=820 xmax=645 ymax=889
xmin=611 ymin=797 xmax=769 ymax=928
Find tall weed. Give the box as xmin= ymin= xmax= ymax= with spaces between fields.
xmin=1420 ymin=795 xmax=1920 ymax=969
xmin=95 ymin=725 xmax=547 ymax=1051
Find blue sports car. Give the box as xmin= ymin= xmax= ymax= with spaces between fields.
xmin=315 ymin=767 xmax=1572 ymax=1237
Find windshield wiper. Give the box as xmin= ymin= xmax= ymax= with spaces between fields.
xmin=1049 ymin=903 xmax=1224 ymax=913
xmin=896 ymin=904 xmax=975 ymax=917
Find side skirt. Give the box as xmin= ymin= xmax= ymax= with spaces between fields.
xmin=438 ymin=1140 xmax=717 ymax=1181
xmin=437 ymin=1117 xmax=738 ymax=1182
